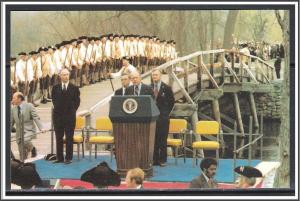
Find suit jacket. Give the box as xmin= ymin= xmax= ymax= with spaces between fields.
xmin=151 ymin=81 xmax=175 ymax=119
xmin=11 ymin=102 xmax=43 ymax=143
xmin=114 ymin=87 xmax=125 ymax=96
xmin=189 ymin=173 xmax=218 ymax=189
xmin=125 ymin=83 xmax=154 ymax=97
xmin=52 ymin=83 xmax=80 ymax=128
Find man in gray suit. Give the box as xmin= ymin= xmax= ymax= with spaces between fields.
xmin=189 ymin=157 xmax=218 ymax=189
xmin=11 ymin=92 xmax=45 ymax=160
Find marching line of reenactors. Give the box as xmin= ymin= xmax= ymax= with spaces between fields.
xmin=10 ymin=34 xmax=178 ymax=106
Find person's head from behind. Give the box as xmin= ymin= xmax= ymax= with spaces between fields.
xmin=151 ymin=69 xmax=162 ymax=83
xmin=200 ymin=157 xmax=218 ymax=179
xmin=234 ymin=166 xmax=262 ymax=188
xmin=122 ymin=57 xmax=130 ymax=67
xmin=12 ymin=92 xmax=25 ymax=106
xmin=121 ymin=73 xmax=130 ymax=88
xmin=60 ymin=69 xmax=70 ymax=83
xmin=236 ymin=175 xmax=256 ymax=188
xmin=130 ymin=71 xmax=142 ymax=86
xmin=125 ymin=168 xmax=145 ymax=188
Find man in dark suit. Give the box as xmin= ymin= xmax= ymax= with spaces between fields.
xmin=151 ymin=69 xmax=175 ymax=167
xmin=52 ymin=69 xmax=80 ymax=164
xmin=114 ymin=73 xmax=131 ymax=96
xmin=189 ymin=157 xmax=218 ymax=189
xmin=125 ymin=71 xmax=153 ymax=96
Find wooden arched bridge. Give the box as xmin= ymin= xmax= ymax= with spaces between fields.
xmin=76 ymin=48 xmax=275 ymax=158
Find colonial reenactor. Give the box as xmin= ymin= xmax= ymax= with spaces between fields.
xmin=26 ymin=51 xmax=39 ymax=107
xmin=10 ymin=57 xmax=18 ymax=101
xmin=171 ymin=41 xmax=177 ymax=60
xmin=100 ymin=35 xmax=108 ymax=81
xmin=112 ymin=34 xmax=124 ymax=72
xmin=234 ymin=166 xmax=262 ymax=188
xmin=166 ymin=40 xmax=172 ymax=61
xmin=86 ymin=37 xmax=96 ymax=84
xmin=137 ymin=36 xmax=146 ymax=73
xmin=47 ymin=46 xmax=57 ymax=99
xmin=92 ymin=37 xmax=100 ymax=83
xmin=94 ymin=37 xmax=103 ymax=82
xmin=105 ymin=34 xmax=114 ymax=73
xmin=144 ymin=36 xmax=151 ymax=71
xmin=16 ymin=52 xmax=28 ymax=95
xmin=78 ymin=36 xmax=88 ymax=87
xmin=40 ymin=47 xmax=52 ymax=104
xmin=124 ymin=35 xmax=130 ymax=57
xmin=110 ymin=56 xmax=137 ymax=79
xmin=69 ymin=39 xmax=79 ymax=85
xmin=75 ymin=40 xmax=83 ymax=86
xmin=53 ymin=43 xmax=63 ymax=85
xmin=129 ymin=35 xmax=137 ymax=67
xmin=80 ymin=36 xmax=90 ymax=86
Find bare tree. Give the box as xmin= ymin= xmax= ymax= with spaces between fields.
xmin=223 ymin=10 xmax=239 ymax=49
xmin=273 ymin=10 xmax=290 ymax=188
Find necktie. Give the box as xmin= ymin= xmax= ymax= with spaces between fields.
xmin=134 ymin=85 xmax=139 ymax=96
xmin=17 ymin=106 xmax=21 ymax=118
xmin=63 ymin=84 xmax=67 ymax=92
xmin=154 ymin=84 xmax=159 ymax=98
xmin=208 ymin=178 xmax=214 ymax=188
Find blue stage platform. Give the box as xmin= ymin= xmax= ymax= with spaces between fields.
xmin=33 ymin=155 xmax=260 ymax=183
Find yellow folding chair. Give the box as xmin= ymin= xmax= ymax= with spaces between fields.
xmin=88 ymin=117 xmax=114 ymax=161
xmin=167 ymin=118 xmax=188 ymax=165
xmin=63 ymin=116 xmax=85 ymax=160
xmin=192 ymin=121 xmax=220 ymax=166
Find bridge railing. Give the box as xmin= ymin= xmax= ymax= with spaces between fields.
xmin=76 ymin=49 xmax=274 ymax=154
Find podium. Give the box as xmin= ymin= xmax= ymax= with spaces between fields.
xmin=109 ymin=95 xmax=160 ymax=177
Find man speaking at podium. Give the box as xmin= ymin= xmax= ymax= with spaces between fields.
xmin=125 ymin=71 xmax=153 ymax=96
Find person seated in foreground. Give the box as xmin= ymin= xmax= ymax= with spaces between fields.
xmin=234 ymin=166 xmax=263 ymax=188
xmin=189 ymin=157 xmax=218 ymax=189
xmin=125 ymin=168 xmax=145 ymax=189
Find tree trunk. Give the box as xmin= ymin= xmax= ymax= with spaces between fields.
xmin=223 ymin=10 xmax=239 ymax=49
xmin=273 ymin=10 xmax=290 ymax=188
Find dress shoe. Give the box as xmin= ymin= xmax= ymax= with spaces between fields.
xmin=153 ymin=162 xmax=160 ymax=166
xmin=32 ymin=102 xmax=40 ymax=107
xmin=64 ymin=160 xmax=72 ymax=164
xmin=31 ymin=147 xmax=37 ymax=158
xmin=52 ymin=160 xmax=64 ymax=164
xmin=40 ymin=99 xmax=47 ymax=104
xmin=160 ymin=162 xmax=167 ymax=167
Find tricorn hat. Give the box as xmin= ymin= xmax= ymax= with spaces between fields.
xmin=234 ymin=166 xmax=263 ymax=178
xmin=18 ymin=52 xmax=27 ymax=56
xmin=80 ymin=161 xmax=121 ymax=188
xmin=11 ymin=159 xmax=42 ymax=189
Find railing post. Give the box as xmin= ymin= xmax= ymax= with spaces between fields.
xmin=51 ymin=108 xmax=54 ymax=154
xmin=168 ymin=65 xmax=174 ymax=87
xmin=233 ymin=121 xmax=237 ymax=183
xmin=239 ymin=54 xmax=243 ymax=82
xmin=184 ymin=60 xmax=189 ymax=92
xmin=221 ymin=52 xmax=225 ymax=85
xmin=255 ymin=59 xmax=259 ymax=82
xmin=260 ymin=113 xmax=264 ymax=161
xmin=209 ymin=53 xmax=214 ymax=88
xmin=20 ymin=112 xmax=25 ymax=162
xmin=248 ymin=115 xmax=253 ymax=165
xmin=230 ymin=51 xmax=235 ymax=83
xmin=197 ymin=55 xmax=202 ymax=90
xmin=85 ymin=113 xmax=92 ymax=150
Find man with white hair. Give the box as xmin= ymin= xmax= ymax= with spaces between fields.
xmin=51 ymin=69 xmax=80 ymax=164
